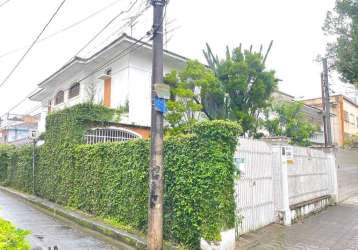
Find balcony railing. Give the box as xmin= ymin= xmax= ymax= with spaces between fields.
xmin=310 ymin=132 xmax=325 ymax=144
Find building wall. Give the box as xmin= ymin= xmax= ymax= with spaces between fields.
xmin=342 ymin=98 xmax=358 ymax=139
xmin=36 ymin=48 xmax=185 ymax=133
xmin=303 ymin=96 xmax=348 ymax=146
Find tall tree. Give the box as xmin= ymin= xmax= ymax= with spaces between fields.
xmin=203 ymin=43 xmax=277 ymax=135
xmin=323 ymin=0 xmax=358 ymax=86
xmin=164 ymin=44 xmax=277 ymax=136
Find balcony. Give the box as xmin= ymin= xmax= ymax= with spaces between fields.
xmin=310 ymin=132 xmax=325 ymax=144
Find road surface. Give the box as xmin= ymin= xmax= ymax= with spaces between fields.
xmin=0 ymin=189 xmax=132 ymax=250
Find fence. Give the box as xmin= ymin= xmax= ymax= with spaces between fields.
xmin=234 ymin=139 xmax=275 ymax=235
xmin=84 ymin=127 xmax=141 ymax=144
xmin=235 ymin=139 xmax=337 ymax=236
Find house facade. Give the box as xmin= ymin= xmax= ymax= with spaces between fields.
xmin=30 ymin=34 xmax=186 ymax=137
xmin=303 ymin=95 xmax=358 ymax=147
xmin=272 ymin=91 xmax=328 ymax=145
xmin=0 ymin=114 xmax=38 ymax=145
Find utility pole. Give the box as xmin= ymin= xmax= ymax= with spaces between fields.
xmin=32 ymin=138 xmax=36 ymax=194
xmin=322 ymin=58 xmax=332 ymax=146
xmin=321 ymin=73 xmax=328 ymax=147
xmin=148 ymin=0 xmax=166 ymax=249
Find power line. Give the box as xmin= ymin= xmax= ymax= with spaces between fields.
xmin=72 ymin=0 xmax=143 ymax=58
xmin=77 ymin=1 xmax=167 ymax=83
xmin=2 ymin=34 xmax=151 ymax=117
xmin=1 ymin=0 xmax=159 ymax=117
xmin=1 ymin=1 xmax=149 ymax=116
xmin=0 ymin=0 xmax=125 ymax=59
xmin=78 ymin=33 xmax=152 ymax=83
xmin=0 ymin=0 xmax=11 ymax=8
xmin=84 ymin=4 xmax=150 ymax=57
xmin=0 ymin=0 xmax=67 ymax=89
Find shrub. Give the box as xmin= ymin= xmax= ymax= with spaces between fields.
xmin=0 ymin=217 xmax=30 ymax=250
xmin=0 ymin=104 xmax=240 ymax=249
xmin=0 ymin=145 xmax=15 ymax=183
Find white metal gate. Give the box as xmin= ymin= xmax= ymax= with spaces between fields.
xmin=234 ymin=138 xmax=275 ymax=235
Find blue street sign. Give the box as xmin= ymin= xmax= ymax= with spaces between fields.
xmin=154 ymin=97 xmax=168 ymax=113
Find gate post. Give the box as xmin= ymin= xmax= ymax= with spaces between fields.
xmin=328 ymin=153 xmax=339 ymax=203
xmin=280 ymin=146 xmax=292 ymax=225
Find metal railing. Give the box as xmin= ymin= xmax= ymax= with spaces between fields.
xmin=84 ymin=127 xmax=141 ymax=144
xmin=309 ymin=132 xmax=325 ymax=144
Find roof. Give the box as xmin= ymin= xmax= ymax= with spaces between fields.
xmin=275 ymin=90 xmax=295 ymax=99
xmin=30 ymin=33 xmax=189 ymax=101
xmin=303 ymin=94 xmax=358 ymax=109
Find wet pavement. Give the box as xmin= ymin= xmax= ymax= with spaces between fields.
xmin=239 ymin=195 xmax=358 ymax=250
xmin=0 ymin=189 xmax=128 ymax=250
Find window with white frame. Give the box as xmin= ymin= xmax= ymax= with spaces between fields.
xmin=84 ymin=127 xmax=141 ymax=144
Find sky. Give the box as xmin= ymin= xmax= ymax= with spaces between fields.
xmin=0 ymin=0 xmax=349 ymax=116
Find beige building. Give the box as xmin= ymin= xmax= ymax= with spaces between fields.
xmin=303 ymin=95 xmax=358 ymax=147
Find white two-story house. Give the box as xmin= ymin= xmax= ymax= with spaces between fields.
xmin=30 ymin=34 xmax=187 ymax=138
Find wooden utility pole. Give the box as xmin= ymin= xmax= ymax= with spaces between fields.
xmin=148 ymin=0 xmax=166 ymax=249
xmin=321 ymin=73 xmax=328 ymax=147
xmin=322 ymin=58 xmax=333 ymax=146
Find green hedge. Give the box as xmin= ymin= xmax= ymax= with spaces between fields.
xmin=0 ymin=145 xmax=14 ymax=183
xmin=0 ymin=217 xmax=30 ymax=250
xmin=45 ymin=103 xmax=114 ymax=145
xmin=0 ymin=104 xmax=240 ymax=249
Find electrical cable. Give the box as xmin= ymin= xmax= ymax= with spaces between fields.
xmin=1 ymin=0 xmax=166 ymax=117
xmin=84 ymin=4 xmax=150 ymax=57
xmin=1 ymin=1 xmax=148 ymax=116
xmin=0 ymin=0 xmax=67 ymax=89
xmin=77 ymin=1 xmax=167 ymax=83
xmin=0 ymin=0 xmax=125 ymax=59
xmin=72 ymin=0 xmax=142 ymax=58
xmin=0 ymin=0 xmax=11 ymax=8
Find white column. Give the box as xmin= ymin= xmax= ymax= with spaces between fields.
xmin=328 ymin=153 xmax=339 ymax=203
xmin=281 ymin=146 xmax=292 ymax=226
xmin=38 ymin=105 xmax=48 ymax=134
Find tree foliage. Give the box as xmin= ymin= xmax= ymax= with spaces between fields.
xmin=323 ymin=0 xmax=358 ymax=86
xmin=264 ymin=101 xmax=318 ymax=146
xmin=344 ymin=134 xmax=358 ymax=148
xmin=164 ymin=61 xmax=216 ymax=135
xmin=0 ymin=217 xmax=30 ymax=250
xmin=165 ymin=44 xmax=278 ymax=136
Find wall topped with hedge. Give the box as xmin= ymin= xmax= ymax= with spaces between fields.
xmin=0 ymin=104 xmax=240 ymax=249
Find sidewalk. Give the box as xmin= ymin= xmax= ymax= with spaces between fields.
xmin=237 ymin=195 xmax=358 ymax=250
xmin=0 ymin=188 xmax=133 ymax=250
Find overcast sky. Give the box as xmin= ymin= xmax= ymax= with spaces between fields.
xmin=0 ymin=0 xmax=347 ymax=115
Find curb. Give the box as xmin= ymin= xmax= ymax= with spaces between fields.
xmin=0 ymin=186 xmax=147 ymax=250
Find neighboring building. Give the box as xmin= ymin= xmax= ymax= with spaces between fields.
xmin=303 ymin=95 xmax=358 ymax=147
xmin=29 ymin=34 xmax=187 ymax=138
xmin=271 ymin=91 xmax=328 ymax=145
xmin=0 ymin=114 xmax=39 ymax=145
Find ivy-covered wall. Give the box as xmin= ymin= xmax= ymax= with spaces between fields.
xmin=0 ymin=104 xmax=240 ymax=249
xmin=0 ymin=145 xmax=14 ymax=183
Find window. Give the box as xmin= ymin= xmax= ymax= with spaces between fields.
xmin=69 ymin=82 xmax=80 ymax=99
xmin=350 ymin=114 xmax=355 ymax=125
xmin=55 ymin=91 xmax=64 ymax=105
xmin=344 ymin=111 xmax=349 ymax=123
xmin=84 ymin=127 xmax=140 ymax=144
